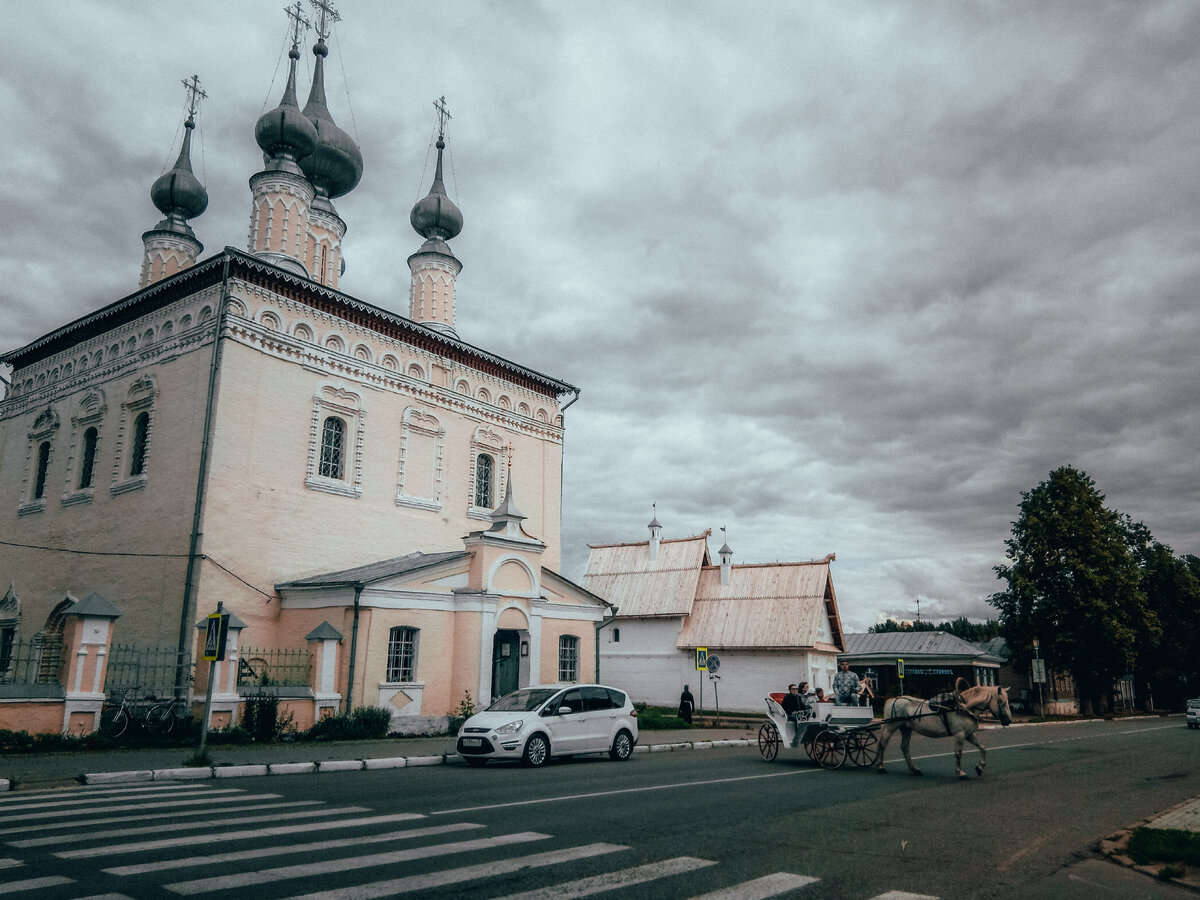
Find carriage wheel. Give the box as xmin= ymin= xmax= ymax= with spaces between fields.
xmin=844 ymin=729 xmax=879 ymax=767
xmin=757 ymin=721 xmax=781 ymax=761
xmin=810 ymin=729 xmax=846 ymax=769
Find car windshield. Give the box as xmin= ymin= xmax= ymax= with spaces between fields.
xmin=487 ymin=688 xmax=559 ymax=712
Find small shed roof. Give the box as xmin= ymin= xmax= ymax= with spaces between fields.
xmin=275 ymin=551 xmax=467 ymax=589
xmin=843 ymin=631 xmax=1005 ymax=666
xmin=582 ymin=533 xmax=710 ymax=617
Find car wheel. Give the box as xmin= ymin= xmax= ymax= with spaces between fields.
xmin=609 ymin=729 xmax=633 ymax=761
xmin=463 ymin=757 xmax=488 ymax=767
xmin=523 ymin=733 xmax=550 ymax=767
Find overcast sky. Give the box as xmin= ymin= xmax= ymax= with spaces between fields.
xmin=4 ymin=2 xmax=1198 ymax=632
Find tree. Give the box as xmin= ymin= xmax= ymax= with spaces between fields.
xmin=990 ymin=467 xmax=1149 ymax=715
xmin=1131 ymin=537 xmax=1200 ymax=709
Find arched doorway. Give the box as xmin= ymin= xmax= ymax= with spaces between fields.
xmin=491 ymin=630 xmax=521 ymax=701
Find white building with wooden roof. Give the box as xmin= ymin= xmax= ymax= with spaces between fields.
xmin=584 ymin=518 xmax=846 ymax=713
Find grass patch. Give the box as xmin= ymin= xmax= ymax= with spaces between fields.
xmin=1127 ymin=827 xmax=1200 ymax=867
xmin=635 ymin=704 xmax=692 ymax=730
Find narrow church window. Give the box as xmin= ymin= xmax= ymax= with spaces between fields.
xmin=33 ymin=442 xmax=51 ymax=500
xmin=0 ymin=624 xmax=14 ymax=678
xmin=79 ymin=427 xmax=98 ymax=489
xmin=474 ymin=453 xmax=494 ymax=508
xmin=387 ymin=626 xmax=418 ymax=682
xmin=612 ymin=627 xmax=620 ymax=643
xmin=129 ymin=411 xmax=150 ymax=477
xmin=319 ymin=416 xmax=346 ymax=480
xmin=558 ymin=635 xmax=579 ymax=682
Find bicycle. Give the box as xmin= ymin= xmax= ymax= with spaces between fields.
xmin=100 ymin=685 xmax=177 ymax=737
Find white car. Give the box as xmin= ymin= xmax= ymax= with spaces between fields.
xmin=1187 ymin=698 xmax=1200 ymax=730
xmin=456 ymin=683 xmax=639 ymax=767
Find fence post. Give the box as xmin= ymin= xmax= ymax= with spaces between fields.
xmin=61 ymin=592 xmax=121 ymax=735
xmin=306 ymin=621 xmax=344 ymax=726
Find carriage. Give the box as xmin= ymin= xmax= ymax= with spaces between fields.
xmin=757 ymin=692 xmax=879 ymax=769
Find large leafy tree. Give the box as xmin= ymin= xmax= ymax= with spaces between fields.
xmin=990 ymin=467 xmax=1149 ymax=714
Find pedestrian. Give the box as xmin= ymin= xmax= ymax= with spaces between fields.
xmin=678 ymin=684 xmax=695 ymax=724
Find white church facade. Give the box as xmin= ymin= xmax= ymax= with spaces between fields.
xmin=0 ymin=4 xmax=608 ymax=732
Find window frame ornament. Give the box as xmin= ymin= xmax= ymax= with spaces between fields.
xmin=18 ymin=407 xmax=60 ymax=515
xmin=110 ymin=376 xmax=156 ymax=496
xmin=467 ymin=426 xmax=508 ymax=520
xmin=396 ymin=408 xmax=445 ymax=511
xmin=305 ymin=384 xmax=365 ymax=498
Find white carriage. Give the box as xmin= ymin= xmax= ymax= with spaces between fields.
xmin=758 ymin=692 xmax=878 ymax=769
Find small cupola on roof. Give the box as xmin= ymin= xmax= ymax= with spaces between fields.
xmin=718 ymin=528 xmax=733 ymax=585
xmin=408 ymin=97 xmax=464 ymax=336
xmin=140 ymin=75 xmax=208 ymax=288
xmin=648 ymin=505 xmax=662 ymax=560
xmin=248 ymin=2 xmax=321 ymax=278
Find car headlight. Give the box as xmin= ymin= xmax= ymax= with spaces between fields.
xmin=495 ymin=719 xmax=525 ymax=735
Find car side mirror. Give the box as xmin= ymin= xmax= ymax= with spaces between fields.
xmin=557 ymin=706 xmax=573 ymax=716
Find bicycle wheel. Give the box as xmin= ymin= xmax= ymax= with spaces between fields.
xmin=101 ymin=705 xmax=129 ymax=738
xmin=145 ymin=704 xmax=175 ymax=736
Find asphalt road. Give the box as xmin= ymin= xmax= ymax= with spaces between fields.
xmin=1 ymin=718 xmax=1196 ymax=898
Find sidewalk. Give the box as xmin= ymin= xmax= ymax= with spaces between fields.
xmin=0 ymin=726 xmax=759 ymax=790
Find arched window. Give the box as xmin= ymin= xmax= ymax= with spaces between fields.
xmin=474 ymin=453 xmax=494 ymax=509
xmin=33 ymin=442 xmax=51 ymax=500
xmin=387 ymin=626 xmax=418 ymax=682
xmin=558 ymin=635 xmax=579 ymax=682
xmin=79 ymin=427 xmax=98 ymax=489
xmin=612 ymin=627 xmax=620 ymax=643
xmin=129 ymin=411 xmax=150 ymax=477
xmin=318 ymin=416 xmax=345 ymax=480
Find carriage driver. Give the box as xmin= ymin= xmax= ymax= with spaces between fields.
xmin=833 ymin=660 xmax=862 ymax=706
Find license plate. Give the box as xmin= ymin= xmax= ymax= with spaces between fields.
xmin=461 ymin=738 xmax=482 ymax=747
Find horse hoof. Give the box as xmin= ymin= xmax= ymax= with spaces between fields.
xmin=876 ymin=767 xmax=887 ymax=774
xmin=958 ymin=772 xmax=970 ymax=780
xmin=975 ymin=766 xmax=984 ymax=776
xmin=910 ymin=769 xmax=923 ymax=776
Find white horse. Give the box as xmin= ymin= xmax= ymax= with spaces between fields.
xmin=875 ymin=684 xmax=1012 ymax=779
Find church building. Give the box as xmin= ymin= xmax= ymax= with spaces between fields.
xmin=0 ymin=4 xmax=607 ymax=731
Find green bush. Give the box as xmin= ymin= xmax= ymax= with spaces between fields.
xmin=1128 ymin=827 xmax=1200 ymax=867
xmin=304 ymin=706 xmax=391 ymax=741
xmin=634 ymin=703 xmax=691 ymax=730
xmin=241 ymin=693 xmax=295 ymax=742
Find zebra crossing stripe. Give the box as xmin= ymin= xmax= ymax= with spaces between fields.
xmin=0 ymin=792 xmax=284 ymax=821
xmin=0 ymin=875 xmax=74 ymax=893
xmin=164 ymin=831 xmax=554 ymax=895
xmin=688 ymin=872 xmax=820 ymax=899
xmin=495 ymin=855 xmax=717 ymax=899
xmin=0 ymin=784 xmax=190 ymax=804
xmin=57 ymin=812 xmax=427 ymax=858
xmin=0 ymin=800 xmax=324 ymax=838
xmin=13 ymin=806 xmax=370 ymax=848
xmin=870 ymin=893 xmax=939 ymax=900
xmin=0 ymin=858 xmax=22 ymax=869
xmin=278 ymin=843 xmax=630 ymax=900
xmin=0 ymin=787 xmax=247 ymax=814
xmin=103 ymin=822 xmax=485 ymax=876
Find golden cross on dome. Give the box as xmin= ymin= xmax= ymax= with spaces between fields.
xmin=310 ymin=0 xmax=341 ymax=40
xmin=181 ymin=74 xmax=207 ymax=119
xmin=285 ymin=1 xmax=311 ymax=48
xmin=434 ymin=96 xmax=452 ymax=139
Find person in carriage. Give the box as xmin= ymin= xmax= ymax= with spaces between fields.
xmin=781 ymin=682 xmax=812 ymax=746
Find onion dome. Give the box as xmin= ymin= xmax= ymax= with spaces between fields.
xmin=410 ymin=134 xmax=463 ymax=243
xmin=299 ymin=37 xmax=363 ymax=199
xmin=255 ymin=43 xmax=319 ymax=169
xmin=150 ymin=113 xmax=208 ymax=227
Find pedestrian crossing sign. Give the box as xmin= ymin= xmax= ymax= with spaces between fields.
xmin=203 ymin=612 xmax=229 ymax=662
xmin=696 ymin=647 xmax=708 ymax=671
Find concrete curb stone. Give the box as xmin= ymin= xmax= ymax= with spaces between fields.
xmin=214 ymin=764 xmax=268 ymax=778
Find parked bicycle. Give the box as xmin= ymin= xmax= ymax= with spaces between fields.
xmin=100 ymin=685 xmax=177 ymax=737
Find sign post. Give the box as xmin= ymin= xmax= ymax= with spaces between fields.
xmin=198 ymin=603 xmax=230 ymax=756
xmin=706 ymin=655 xmax=721 ymax=726
xmin=695 ymin=647 xmax=708 ymax=718
xmin=1032 ymin=638 xmax=1045 ymax=716
xmin=897 ymin=657 xmax=905 ymax=691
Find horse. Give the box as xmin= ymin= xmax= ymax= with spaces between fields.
xmin=875 ymin=683 xmax=1012 ymax=779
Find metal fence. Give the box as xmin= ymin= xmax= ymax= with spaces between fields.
xmin=0 ymin=634 xmax=63 ymax=685
xmin=237 ymin=647 xmax=312 ymax=687
xmin=104 ymin=644 xmax=191 ymax=701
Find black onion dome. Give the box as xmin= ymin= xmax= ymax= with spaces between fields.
xmin=410 ymin=137 xmax=462 ymax=241
xmin=150 ymin=115 xmax=208 ymax=220
xmin=255 ymin=45 xmax=319 ymax=162
xmin=299 ymin=39 xmax=363 ymax=198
